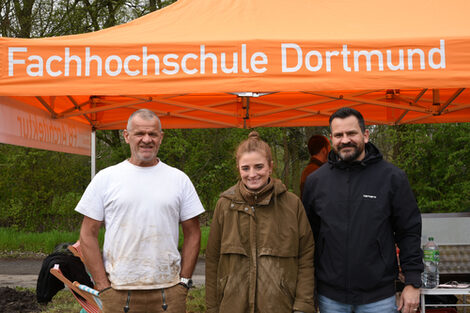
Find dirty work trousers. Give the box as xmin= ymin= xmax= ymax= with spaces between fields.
xmin=99 ymin=283 xmax=188 ymax=313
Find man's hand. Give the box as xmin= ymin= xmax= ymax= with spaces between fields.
xmin=397 ymin=285 xmax=420 ymax=313
xmin=95 ymin=281 xmax=112 ymax=292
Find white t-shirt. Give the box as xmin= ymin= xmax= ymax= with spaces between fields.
xmin=75 ymin=160 xmax=205 ymax=290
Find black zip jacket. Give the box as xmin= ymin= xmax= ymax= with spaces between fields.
xmin=302 ymin=142 xmax=423 ymax=305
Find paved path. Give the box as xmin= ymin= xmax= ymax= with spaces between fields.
xmin=0 ymin=257 xmax=206 ymax=289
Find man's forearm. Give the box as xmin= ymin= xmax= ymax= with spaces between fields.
xmin=79 ymin=217 xmax=111 ymax=291
xmin=180 ymin=231 xmax=200 ymax=278
xmin=180 ymin=217 xmax=201 ymax=278
xmin=80 ymin=234 xmax=110 ymax=290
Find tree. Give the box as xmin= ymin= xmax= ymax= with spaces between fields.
xmin=370 ymin=123 xmax=470 ymax=213
xmin=0 ymin=0 xmax=176 ymax=38
xmin=0 ymin=0 xmax=178 ymax=231
xmin=0 ymin=144 xmax=90 ymax=231
xmin=2 ymin=0 xmax=469 ymax=233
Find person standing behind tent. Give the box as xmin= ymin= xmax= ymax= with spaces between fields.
xmin=299 ymin=134 xmax=330 ymax=198
xmin=206 ymin=131 xmax=315 ymax=313
xmin=75 ymin=109 xmax=205 ymax=313
xmin=302 ymin=107 xmax=423 ymax=313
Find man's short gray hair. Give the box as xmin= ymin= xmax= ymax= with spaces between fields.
xmin=126 ymin=109 xmax=161 ymax=131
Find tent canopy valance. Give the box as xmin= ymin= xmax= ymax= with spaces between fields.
xmin=6 ymin=88 xmax=470 ymax=131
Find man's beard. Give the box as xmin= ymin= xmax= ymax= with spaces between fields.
xmin=337 ymin=142 xmax=364 ymax=162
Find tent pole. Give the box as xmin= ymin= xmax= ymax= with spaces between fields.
xmin=243 ymin=96 xmax=250 ymax=129
xmin=91 ymin=129 xmax=96 ymax=179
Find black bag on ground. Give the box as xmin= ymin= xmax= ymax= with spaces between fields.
xmin=36 ymin=247 xmax=93 ymax=303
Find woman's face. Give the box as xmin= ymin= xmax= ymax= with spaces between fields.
xmin=238 ymin=151 xmax=273 ymax=191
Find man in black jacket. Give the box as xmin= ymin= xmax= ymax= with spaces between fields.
xmin=302 ymin=107 xmax=423 ymax=313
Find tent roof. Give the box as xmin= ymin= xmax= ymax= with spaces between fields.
xmin=2 ymin=0 xmax=470 ymax=130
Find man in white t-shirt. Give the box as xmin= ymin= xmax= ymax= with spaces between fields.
xmin=76 ymin=109 xmax=205 ymax=313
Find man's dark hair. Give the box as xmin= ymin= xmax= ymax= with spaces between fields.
xmin=329 ymin=107 xmax=366 ymax=132
xmin=307 ymin=135 xmax=330 ymax=156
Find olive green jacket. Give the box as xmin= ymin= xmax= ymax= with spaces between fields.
xmin=206 ymin=178 xmax=315 ymax=313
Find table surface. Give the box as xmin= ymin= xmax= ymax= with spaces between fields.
xmin=421 ymin=287 xmax=470 ymax=295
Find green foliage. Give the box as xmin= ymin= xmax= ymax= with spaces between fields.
xmin=0 ymin=144 xmax=89 ymax=231
xmin=95 ymin=129 xmax=130 ymax=170
xmin=3 ymin=123 xmax=469 ymax=233
xmin=370 ymin=123 xmax=470 ymax=213
xmin=159 ymin=128 xmax=248 ymax=215
xmin=178 ymin=226 xmax=211 ymax=255
xmin=0 ymin=0 xmax=315 ymax=231
xmin=2 ymin=0 xmax=469 ymax=232
xmin=263 ymin=127 xmax=307 ymax=194
xmin=158 ymin=127 xmax=315 ymax=212
xmin=1 ymin=0 xmax=177 ymax=38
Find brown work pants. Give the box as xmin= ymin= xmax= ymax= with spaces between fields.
xmin=99 ymin=284 xmax=188 ymax=313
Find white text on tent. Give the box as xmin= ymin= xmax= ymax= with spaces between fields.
xmin=281 ymin=40 xmax=446 ymax=73
xmin=8 ymin=45 xmax=268 ymax=77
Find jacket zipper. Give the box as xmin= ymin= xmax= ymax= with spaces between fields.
xmin=247 ymin=203 xmax=257 ymax=313
xmin=253 ymin=205 xmax=257 ymax=313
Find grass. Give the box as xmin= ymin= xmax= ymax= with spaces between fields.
xmin=36 ymin=287 xmax=206 ymax=313
xmin=187 ymin=286 xmax=206 ymax=313
xmin=0 ymin=226 xmax=210 ymax=256
xmin=0 ymin=227 xmax=104 ymax=256
xmin=0 ymin=226 xmax=209 ymax=311
xmin=0 ymin=226 xmax=209 ymax=312
xmin=38 ymin=287 xmax=206 ymax=312
xmin=38 ymin=289 xmax=83 ymax=313
xmin=179 ymin=225 xmax=210 ymax=255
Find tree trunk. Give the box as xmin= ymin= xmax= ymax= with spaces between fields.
xmin=282 ymin=129 xmax=290 ymax=187
xmin=13 ymin=0 xmax=35 ymax=38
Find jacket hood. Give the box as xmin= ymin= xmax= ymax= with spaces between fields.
xmin=220 ymin=177 xmax=287 ymax=205
xmin=328 ymin=142 xmax=383 ymax=169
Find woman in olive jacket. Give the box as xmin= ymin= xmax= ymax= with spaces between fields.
xmin=206 ymin=131 xmax=315 ymax=313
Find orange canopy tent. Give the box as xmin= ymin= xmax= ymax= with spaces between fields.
xmin=1 ymin=0 xmax=470 ymax=137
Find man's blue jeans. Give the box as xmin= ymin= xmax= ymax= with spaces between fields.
xmin=318 ymin=294 xmax=398 ymax=313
